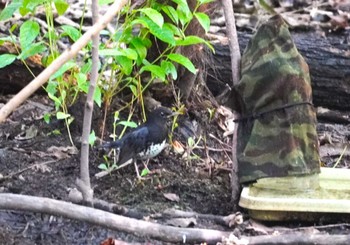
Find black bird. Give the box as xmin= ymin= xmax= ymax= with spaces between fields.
xmin=102 ymin=106 xmax=175 ymax=178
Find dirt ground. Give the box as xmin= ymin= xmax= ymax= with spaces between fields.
xmin=0 ymin=95 xmax=235 ymax=244
xmin=0 ymin=1 xmax=349 ymax=243
xmin=0 ymin=93 xmax=350 ymax=245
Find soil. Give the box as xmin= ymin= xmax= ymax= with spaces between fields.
xmin=0 ymin=1 xmax=349 ymax=243
xmin=0 ymin=95 xmax=234 ymax=244
xmin=0 ymin=94 xmax=350 ymax=245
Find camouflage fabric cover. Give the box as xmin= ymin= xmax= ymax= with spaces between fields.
xmin=235 ymin=15 xmax=320 ymax=183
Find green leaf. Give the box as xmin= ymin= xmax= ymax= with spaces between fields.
xmin=81 ymin=59 xmax=92 ymax=74
xmin=167 ymin=53 xmax=196 ymax=74
xmin=138 ymin=8 xmax=164 ymax=28
xmin=51 ymin=61 xmax=76 ymax=80
xmin=114 ymin=27 xmax=133 ymax=43
xmin=140 ymin=167 xmax=150 ymax=177
xmin=140 ymin=64 xmax=166 ymax=81
xmin=99 ymin=48 xmax=137 ymax=60
xmin=120 ymin=48 xmax=138 ymax=60
xmin=117 ymin=121 xmax=138 ymax=128
xmin=46 ymin=80 xmax=58 ymax=95
xmin=48 ymin=93 xmax=61 ymax=109
xmin=173 ymin=0 xmax=192 ymax=26
xmin=0 ymin=0 xmax=22 ymax=21
xmin=61 ymin=25 xmax=81 ymax=42
xmin=20 ymin=20 xmax=40 ymax=48
xmin=194 ymin=12 xmax=210 ymax=33
xmin=0 ymin=36 xmax=14 ymax=45
xmin=0 ymin=54 xmax=17 ymax=69
xmin=51 ymin=129 xmax=62 ymax=135
xmin=18 ymin=43 xmax=46 ymax=60
xmin=43 ymin=113 xmax=51 ymax=124
xmin=114 ymin=111 xmax=120 ymax=121
xmin=135 ymin=17 xmax=175 ymax=46
xmin=94 ymin=86 xmax=102 ymax=107
xmin=56 ymin=111 xmax=70 ymax=120
xmin=141 ymin=37 xmax=152 ymax=48
xmin=171 ymin=0 xmax=188 ymax=8
xmin=161 ymin=5 xmax=178 ymax=24
xmin=10 ymin=23 xmax=18 ymax=33
xmin=98 ymin=163 xmax=108 ymax=170
xmin=54 ymin=0 xmax=69 ymax=15
xmin=115 ymin=55 xmax=133 ymax=75
xmin=198 ymin=0 xmax=214 ymax=4
xmin=98 ymin=0 xmax=114 ymax=5
xmin=89 ymin=130 xmax=96 ymax=146
xmin=76 ymin=73 xmax=88 ymax=93
xmin=161 ymin=60 xmax=177 ymax=80
xmin=163 ymin=23 xmax=182 ymax=38
xmin=188 ymin=136 xmax=195 ymax=147
xmin=176 ymin=35 xmax=215 ymax=52
xmin=129 ymin=84 xmax=137 ymax=97
xmin=22 ymin=0 xmax=46 ymax=13
xmin=130 ymin=37 xmax=147 ymax=65
xmin=176 ymin=35 xmax=206 ymax=46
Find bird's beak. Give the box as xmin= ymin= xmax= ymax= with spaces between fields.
xmin=168 ymin=111 xmax=181 ymax=118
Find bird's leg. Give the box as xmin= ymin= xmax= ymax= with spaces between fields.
xmin=143 ymin=159 xmax=150 ymax=169
xmin=133 ymin=160 xmax=142 ymax=180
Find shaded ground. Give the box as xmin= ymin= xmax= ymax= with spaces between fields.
xmin=0 ymin=94 xmax=350 ymax=244
xmin=0 ymin=95 xmax=233 ymax=244
xmin=0 ymin=1 xmax=349 ymax=244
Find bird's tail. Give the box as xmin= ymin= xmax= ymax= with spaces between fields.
xmin=96 ymin=140 xmax=121 ymax=150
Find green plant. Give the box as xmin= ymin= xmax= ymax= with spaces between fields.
xmin=185 ymin=136 xmax=202 ymax=165
xmin=98 ymin=0 xmax=214 ymax=120
xmin=0 ymin=0 xmax=214 ymax=147
xmin=98 ymin=155 xmax=117 ymax=171
xmin=207 ymin=107 xmax=215 ymax=122
xmin=0 ymin=0 xmax=100 ymax=146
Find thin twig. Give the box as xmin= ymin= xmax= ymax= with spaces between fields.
xmin=0 ymin=160 xmax=57 ymax=182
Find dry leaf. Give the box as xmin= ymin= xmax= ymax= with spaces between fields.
xmin=172 ymin=140 xmax=185 ymax=155
xmin=163 ymin=192 xmax=180 ymax=202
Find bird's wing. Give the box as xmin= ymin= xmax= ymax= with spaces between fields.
xmin=117 ymin=126 xmax=149 ymax=164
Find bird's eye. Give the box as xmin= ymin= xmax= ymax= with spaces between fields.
xmin=160 ymin=112 xmax=165 ymax=117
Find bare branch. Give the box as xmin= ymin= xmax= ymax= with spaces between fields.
xmin=220 ymin=0 xmax=241 ymax=85
xmin=0 ymin=193 xmax=230 ymax=244
xmin=77 ymin=0 xmax=100 ymax=203
xmin=220 ymin=0 xmax=241 ymax=207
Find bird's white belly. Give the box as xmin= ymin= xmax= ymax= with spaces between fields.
xmin=137 ymin=140 xmax=167 ymax=160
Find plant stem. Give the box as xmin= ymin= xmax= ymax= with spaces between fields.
xmin=79 ymin=0 xmax=102 ymax=203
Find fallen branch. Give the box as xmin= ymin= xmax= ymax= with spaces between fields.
xmin=0 ymin=193 xmax=231 ymax=244
xmin=154 ymin=209 xmax=243 ymax=228
xmin=68 ymin=189 xmax=242 ymax=228
xmin=68 ymin=188 xmax=146 ymax=220
xmin=1 ymin=193 xmax=350 ymax=244
xmin=0 ymin=0 xmax=128 ymax=122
